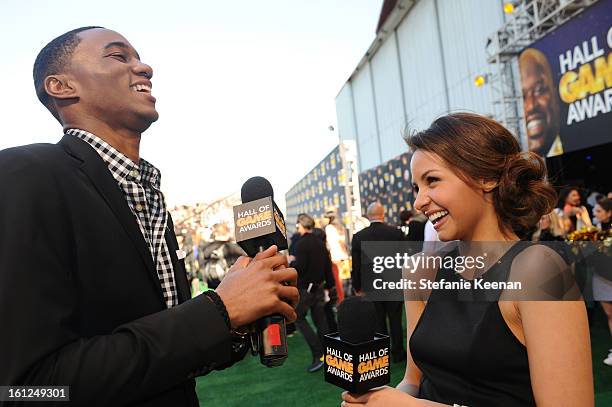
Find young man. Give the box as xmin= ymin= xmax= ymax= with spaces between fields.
xmin=350 ymin=202 xmax=407 ymax=362
xmin=0 ymin=27 xmax=298 ymax=406
xmin=290 ymin=213 xmax=335 ymax=372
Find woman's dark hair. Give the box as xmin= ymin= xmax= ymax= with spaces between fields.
xmin=597 ymin=198 xmax=612 ymax=213
xmin=404 ymin=112 xmax=557 ymax=239
xmin=557 ymin=186 xmax=579 ymax=209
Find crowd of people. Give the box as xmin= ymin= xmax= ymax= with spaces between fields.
xmin=531 ymin=187 xmax=612 ymax=240
xmin=529 ymin=187 xmax=612 ymax=366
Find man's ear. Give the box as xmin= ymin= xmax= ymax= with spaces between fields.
xmin=44 ymin=74 xmax=78 ymax=100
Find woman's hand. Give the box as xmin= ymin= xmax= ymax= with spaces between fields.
xmin=341 ymin=387 xmax=418 ymax=406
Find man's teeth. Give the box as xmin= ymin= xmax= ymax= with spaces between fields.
xmin=527 ymin=119 xmax=543 ymax=131
xmin=428 ymin=210 xmax=448 ymax=223
xmin=131 ymin=84 xmax=151 ymax=93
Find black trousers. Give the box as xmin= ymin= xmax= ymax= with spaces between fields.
xmin=374 ymin=301 xmax=405 ymax=360
xmin=324 ymin=302 xmax=338 ymax=333
xmin=296 ymin=285 xmax=329 ymax=359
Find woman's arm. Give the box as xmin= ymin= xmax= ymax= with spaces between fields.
xmin=397 ymin=299 xmax=425 ymax=395
xmin=519 ymin=300 xmax=593 ymax=406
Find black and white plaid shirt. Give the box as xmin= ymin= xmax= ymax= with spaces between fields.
xmin=67 ymin=128 xmax=178 ymax=308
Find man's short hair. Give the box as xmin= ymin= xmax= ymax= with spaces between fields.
xmin=297 ymin=213 xmax=315 ymax=230
xmin=399 ymin=208 xmax=413 ymax=223
xmin=33 ymin=26 xmax=104 ymax=122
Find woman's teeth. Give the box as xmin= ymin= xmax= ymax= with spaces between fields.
xmin=428 ymin=210 xmax=449 ymax=224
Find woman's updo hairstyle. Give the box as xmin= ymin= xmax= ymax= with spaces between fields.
xmin=404 ymin=112 xmax=557 ymax=238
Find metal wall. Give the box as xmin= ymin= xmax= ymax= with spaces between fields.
xmin=351 ymin=63 xmax=382 ymax=171
xmin=336 ymin=0 xmax=506 ymax=173
xmin=370 ymin=32 xmax=407 ymax=163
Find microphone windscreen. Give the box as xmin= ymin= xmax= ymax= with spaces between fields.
xmin=337 ymin=296 xmax=377 ymax=344
xmin=241 ymin=176 xmax=274 ymax=202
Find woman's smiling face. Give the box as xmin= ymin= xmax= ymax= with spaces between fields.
xmin=411 ymin=149 xmax=493 ymax=241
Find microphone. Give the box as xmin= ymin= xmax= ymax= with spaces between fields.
xmin=324 ymin=296 xmax=390 ymax=393
xmin=235 ymin=176 xmax=288 ymax=256
xmin=233 ymin=176 xmax=289 ymax=367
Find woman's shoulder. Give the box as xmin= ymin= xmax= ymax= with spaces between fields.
xmin=507 ymin=242 xmax=579 ymax=300
xmin=512 ymin=243 xmax=566 ymax=267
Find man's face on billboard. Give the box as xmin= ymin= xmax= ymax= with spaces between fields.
xmin=520 ymin=54 xmax=558 ymax=156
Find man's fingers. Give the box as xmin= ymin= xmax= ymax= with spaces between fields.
xmin=229 ymin=256 xmax=251 ymax=272
xmin=260 ymin=252 xmax=289 ymax=270
xmin=274 ymin=300 xmax=297 ymax=323
xmin=253 ymin=245 xmax=278 ymax=260
xmin=273 ymin=267 xmax=298 ymax=286
xmin=278 ymin=285 xmax=299 ymax=308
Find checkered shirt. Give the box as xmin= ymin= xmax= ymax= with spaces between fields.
xmin=67 ymin=128 xmax=178 ymax=308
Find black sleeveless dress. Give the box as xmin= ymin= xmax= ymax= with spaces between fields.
xmin=409 ymin=243 xmax=536 ymax=406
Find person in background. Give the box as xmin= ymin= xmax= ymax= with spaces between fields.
xmin=594 ymin=198 xmax=612 ymax=232
xmin=532 ymin=210 xmax=566 ymax=242
xmin=587 ymin=192 xmax=605 ymax=227
xmin=592 ymin=198 xmax=612 ymax=367
xmin=557 ymin=187 xmax=592 ymax=233
xmin=398 ymin=208 xmax=412 ymax=237
xmin=350 ymin=202 xmax=407 ymax=363
xmin=290 ymin=213 xmax=335 ymax=373
xmin=289 ymin=229 xmax=301 ymax=257
xmin=399 ymin=208 xmax=426 ymax=255
xmin=200 ymin=223 xmax=244 ymax=290
xmin=312 ymin=226 xmax=339 ymax=333
xmin=324 ymin=206 xmax=350 ymax=302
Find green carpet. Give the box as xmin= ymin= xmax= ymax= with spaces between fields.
xmin=196 ymin=329 xmax=405 ymax=406
xmin=197 ymin=308 xmax=612 ymax=406
xmin=591 ymin=305 xmax=612 ymax=406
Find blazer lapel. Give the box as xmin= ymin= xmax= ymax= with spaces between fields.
xmin=59 ymin=135 xmax=163 ymax=302
xmin=166 ymin=214 xmax=191 ymax=303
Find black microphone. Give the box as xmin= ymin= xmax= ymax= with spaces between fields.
xmin=235 ymin=176 xmax=288 ymax=256
xmin=324 ymin=296 xmax=390 ymax=393
xmin=233 ymin=176 xmax=289 ymax=367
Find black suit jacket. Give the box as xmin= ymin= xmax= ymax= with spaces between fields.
xmin=0 ymin=135 xmax=233 ymax=406
xmin=350 ymin=222 xmax=406 ymax=292
xmin=290 ymin=233 xmax=335 ymax=289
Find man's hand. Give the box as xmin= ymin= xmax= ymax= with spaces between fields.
xmin=215 ymin=245 xmax=299 ymax=328
xmin=327 ymin=286 xmax=338 ymax=305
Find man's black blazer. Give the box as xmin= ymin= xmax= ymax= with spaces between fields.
xmin=0 ymin=135 xmax=233 ymax=406
xmin=350 ymin=222 xmax=406 ymax=293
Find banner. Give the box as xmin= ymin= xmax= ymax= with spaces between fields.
xmin=285 ymin=145 xmax=350 ymax=235
xmin=358 ymin=152 xmax=414 ymax=225
xmin=518 ymin=0 xmax=612 ymax=158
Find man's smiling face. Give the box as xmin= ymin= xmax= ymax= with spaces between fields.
xmin=66 ymin=28 xmax=158 ymax=132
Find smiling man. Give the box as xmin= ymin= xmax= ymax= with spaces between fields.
xmin=519 ymin=48 xmax=563 ymax=158
xmin=0 ymin=27 xmax=299 ymax=406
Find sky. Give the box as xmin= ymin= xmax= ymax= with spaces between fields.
xmin=0 ymin=0 xmax=383 ymax=208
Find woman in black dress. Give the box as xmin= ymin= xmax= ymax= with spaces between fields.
xmin=342 ymin=113 xmax=592 ymax=406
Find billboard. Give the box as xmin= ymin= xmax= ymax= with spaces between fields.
xmin=518 ymin=0 xmax=612 ymax=158
xmin=285 ymin=142 xmax=358 ymax=237
xmin=358 ymin=151 xmax=414 ymax=225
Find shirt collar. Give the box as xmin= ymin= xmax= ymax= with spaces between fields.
xmin=66 ymin=128 xmax=161 ymax=188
